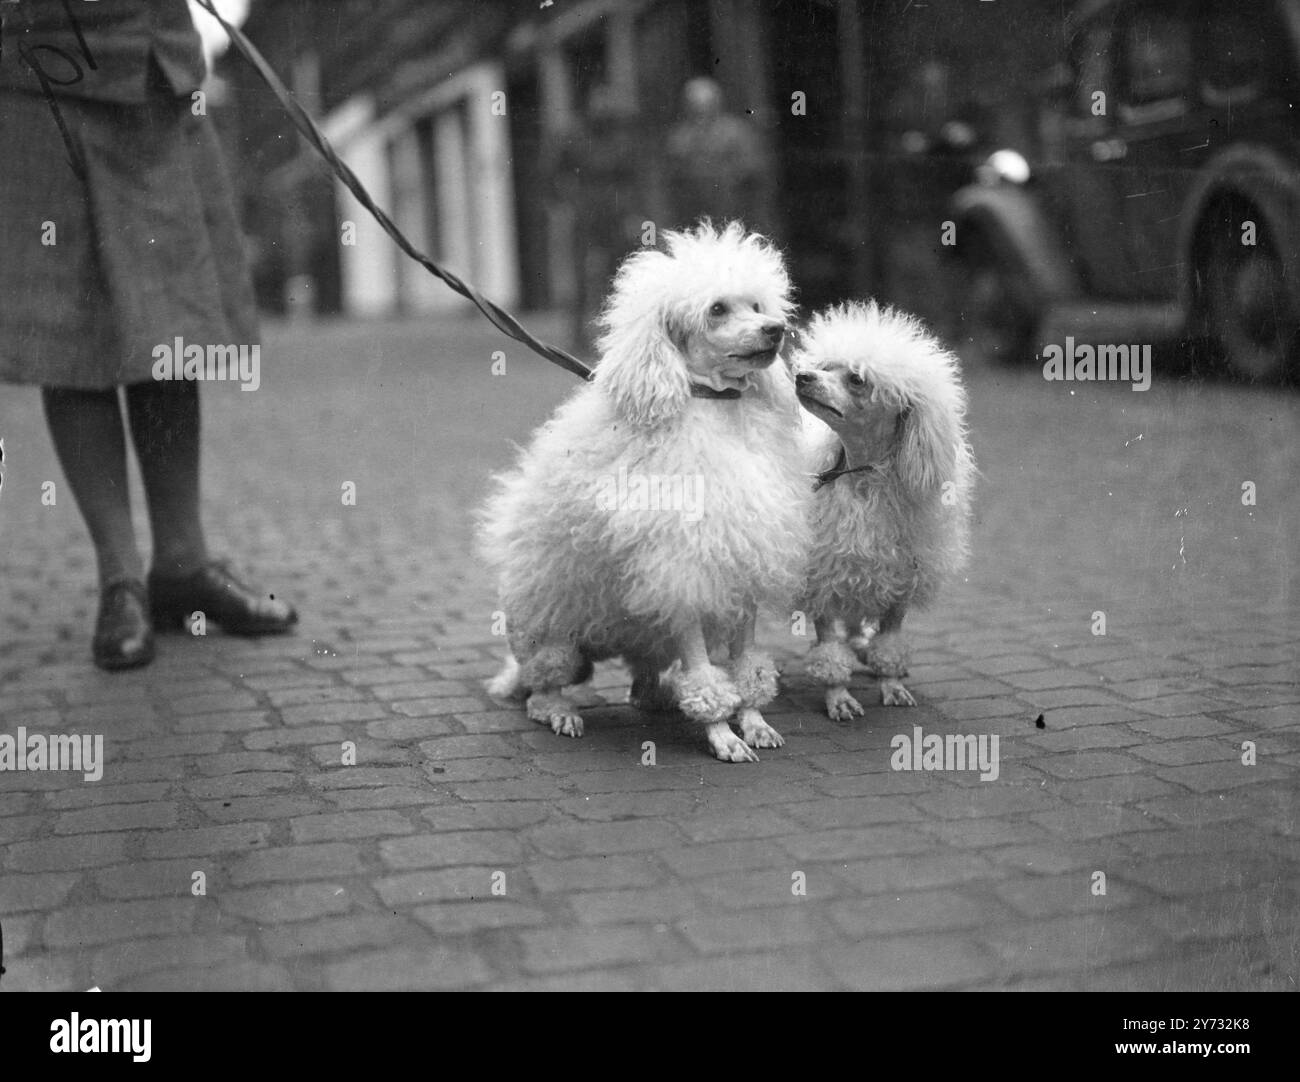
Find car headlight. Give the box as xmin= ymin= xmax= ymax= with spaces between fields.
xmin=978 ymin=149 xmax=1031 ymax=185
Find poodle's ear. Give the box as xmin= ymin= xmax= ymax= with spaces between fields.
xmin=593 ymin=258 xmax=692 ymax=426
xmin=897 ymin=387 xmax=962 ymax=493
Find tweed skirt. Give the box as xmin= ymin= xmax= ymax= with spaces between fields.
xmin=0 ymin=85 xmax=256 ymax=389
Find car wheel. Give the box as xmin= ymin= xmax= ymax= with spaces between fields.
xmin=1202 ymin=225 xmax=1298 ymax=382
xmin=956 ymin=242 xmax=1039 ymax=366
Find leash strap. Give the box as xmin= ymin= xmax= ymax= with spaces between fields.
xmin=193 ymin=0 xmax=594 ymax=383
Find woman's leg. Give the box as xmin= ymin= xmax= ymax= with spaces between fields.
xmin=124 ymin=379 xmax=208 ymax=577
xmin=41 ymin=386 xmax=143 ymax=584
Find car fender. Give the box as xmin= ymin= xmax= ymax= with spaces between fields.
xmin=950 ymin=182 xmax=1081 ymax=305
xmin=1179 ymin=144 xmax=1300 ymax=316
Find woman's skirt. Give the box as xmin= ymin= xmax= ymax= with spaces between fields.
xmin=0 ymin=82 xmax=257 ymax=389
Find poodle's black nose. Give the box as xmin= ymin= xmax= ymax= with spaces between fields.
xmin=795 ymin=371 xmax=814 ymax=388
xmin=762 ymin=321 xmax=785 ymax=343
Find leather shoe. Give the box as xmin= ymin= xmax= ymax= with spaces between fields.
xmin=149 ymin=558 xmax=298 ymax=635
xmin=93 ymin=578 xmax=155 ymax=671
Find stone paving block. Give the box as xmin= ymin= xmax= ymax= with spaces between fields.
xmin=0 ymin=870 xmax=80 ymax=913
xmin=529 ymin=819 xmax=680 ymax=859
xmin=44 ymin=782 xmax=173 ymax=811
xmin=374 ymin=866 xmax=504 ymax=906
xmin=1029 ymin=751 xmax=1148 ymax=779
xmin=557 ymin=790 xmax=704 ymax=821
xmin=644 ymin=947 xmax=834 ymax=991
xmin=230 ymin=842 xmax=365 ymax=885
xmin=418 ymin=802 xmax=551 ymax=832
xmin=243 ymin=725 xmax=349 ymax=750
xmin=526 ymin=854 xmax=664 ymax=894
xmin=1153 ymin=760 xmax=1290 ymax=793
xmin=143 ymin=823 xmax=272 ymax=859
xmin=290 ymin=809 xmax=415 ymax=843
xmin=824 ymin=933 xmax=1000 ymax=990
xmin=198 ymin=795 xmax=325 ymax=823
xmin=834 ymin=852 xmax=999 ymax=894
xmin=325 ymin=945 xmax=494 ymax=990
xmin=1129 ymin=738 xmax=1241 ymax=766
xmin=412 ymin=900 xmax=548 ymax=935
xmin=4 ymin=833 xmax=127 ymax=876
xmin=218 ymin=882 xmax=355 ymax=924
xmin=378 ymin=829 xmax=522 ymax=869
xmin=45 ymin=898 xmax=202 ymax=948
xmin=90 ymin=934 xmax=248 ymax=986
xmin=121 ymin=960 xmax=297 ymax=991
xmin=978 ymin=911 xmax=1173 ymax=976
xmin=829 ymin=888 xmax=1004 ymax=936
xmin=518 ymin=924 xmax=685 ymax=974
xmin=261 ymin=914 xmax=413 ymax=958
xmin=184 ymin=771 xmax=296 ymax=799
xmin=0 ymin=815 xmax=49 ymax=845
xmin=96 ymin=859 xmax=224 ymax=900
xmin=54 ymin=801 xmax=179 ymax=835
xmin=197 ymin=752 xmax=296 ymax=776
xmin=278 ymin=701 xmax=388 ymax=726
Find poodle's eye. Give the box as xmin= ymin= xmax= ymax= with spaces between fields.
xmin=709 ymin=301 xmax=728 ymax=317
xmin=752 ymin=303 xmax=761 ymax=312
xmin=847 ymin=372 xmax=866 ymax=388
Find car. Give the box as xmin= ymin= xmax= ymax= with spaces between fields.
xmin=950 ymin=0 xmax=1300 ymax=381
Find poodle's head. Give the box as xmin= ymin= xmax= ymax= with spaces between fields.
xmin=594 ymin=221 xmax=795 ymax=425
xmin=793 ymin=302 xmax=968 ymax=492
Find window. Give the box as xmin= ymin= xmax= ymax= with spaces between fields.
xmin=1119 ymin=5 xmax=1193 ymax=116
xmin=1201 ymin=6 xmax=1280 ymax=107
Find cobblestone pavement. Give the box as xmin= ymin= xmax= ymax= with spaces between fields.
xmin=1 ymin=313 xmax=1297 ymax=991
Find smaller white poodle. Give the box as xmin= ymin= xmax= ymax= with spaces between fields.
xmin=793 ymin=301 xmax=974 ymax=718
xmin=479 ymin=222 xmax=811 ymax=761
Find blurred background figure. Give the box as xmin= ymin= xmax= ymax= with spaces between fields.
xmin=665 ymin=76 xmax=769 ymax=234
xmin=544 ymin=84 xmax=644 ymax=353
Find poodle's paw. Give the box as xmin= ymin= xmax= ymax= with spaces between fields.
xmin=486 ymin=655 xmax=527 ymax=701
xmin=566 ymin=684 xmax=605 ymax=708
xmin=825 ymin=686 xmax=865 ymax=722
xmin=526 ymin=692 xmax=585 ymax=738
xmin=862 ymin=631 xmax=911 ymax=679
xmin=739 ymin=707 xmax=785 ymax=749
xmin=731 ymin=651 xmax=780 ymax=708
xmin=675 ymin=665 xmax=742 ymax=725
xmin=880 ymin=677 xmax=916 ymax=707
xmin=705 ymin=721 xmax=760 ymax=763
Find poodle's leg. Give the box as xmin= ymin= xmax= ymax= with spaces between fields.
xmin=486 ymin=652 xmax=527 ymax=701
xmin=807 ymin=616 xmax=864 ymax=721
xmin=729 ymin=609 xmax=784 ymax=750
xmin=519 ymin=644 xmax=591 ymax=737
xmin=865 ymin=606 xmax=915 ymax=707
xmin=848 ymin=619 xmax=878 ymax=666
xmin=627 ymin=651 xmax=677 ymax=713
xmin=672 ymin=623 xmax=751 ymax=763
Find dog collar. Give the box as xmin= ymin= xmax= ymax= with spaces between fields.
xmin=813 ymin=446 xmax=879 ymax=491
xmin=690 ymin=384 xmax=743 ymax=399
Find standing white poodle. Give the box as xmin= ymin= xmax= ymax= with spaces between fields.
xmin=793 ymin=301 xmax=974 ymax=718
xmin=479 ymin=222 xmax=811 ymax=761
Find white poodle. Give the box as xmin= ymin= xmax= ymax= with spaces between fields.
xmin=479 ymin=222 xmax=811 ymax=761
xmin=793 ymin=301 xmax=974 ymax=718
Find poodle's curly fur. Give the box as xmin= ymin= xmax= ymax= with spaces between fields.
xmin=478 ymin=222 xmax=812 ymax=760
xmin=794 ymin=301 xmax=974 ymax=716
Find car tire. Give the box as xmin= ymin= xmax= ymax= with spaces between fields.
xmin=1201 ymin=221 xmax=1298 ymax=383
xmin=955 ymin=240 xmax=1039 ymax=367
